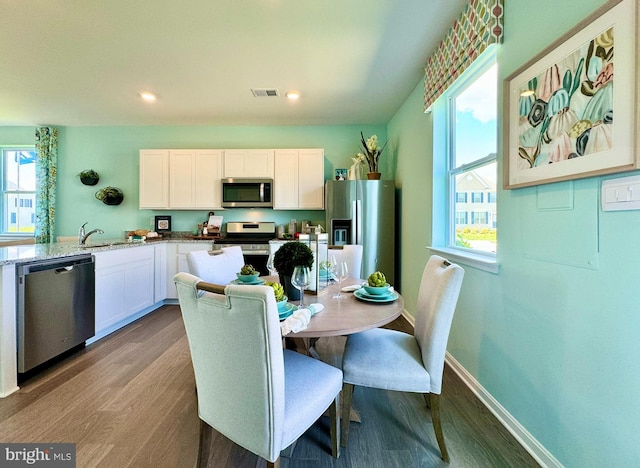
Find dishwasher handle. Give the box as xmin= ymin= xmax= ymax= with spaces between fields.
xmin=55 ymin=266 xmax=75 ymax=274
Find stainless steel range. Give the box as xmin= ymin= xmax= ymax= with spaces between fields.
xmin=212 ymin=221 xmax=276 ymax=274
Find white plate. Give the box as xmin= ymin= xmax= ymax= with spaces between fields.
xmin=230 ymin=278 xmax=266 ymax=286
xmin=353 ymin=288 xmax=398 ymax=303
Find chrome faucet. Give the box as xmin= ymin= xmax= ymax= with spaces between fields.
xmin=78 ymin=222 xmax=104 ymax=245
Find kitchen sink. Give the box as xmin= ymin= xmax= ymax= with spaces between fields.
xmin=80 ymin=241 xmax=131 ymax=249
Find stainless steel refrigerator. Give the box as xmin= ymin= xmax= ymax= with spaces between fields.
xmin=325 ymin=179 xmax=395 ymax=285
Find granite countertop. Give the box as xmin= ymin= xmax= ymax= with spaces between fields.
xmin=0 ymin=237 xmax=215 ymax=266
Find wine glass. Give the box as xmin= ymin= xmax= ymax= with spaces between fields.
xmin=333 ymin=261 xmax=349 ymax=299
xmin=291 ymin=266 xmax=311 ymax=308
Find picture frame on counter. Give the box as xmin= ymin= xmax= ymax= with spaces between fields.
xmin=503 ymin=0 xmax=638 ymax=189
xmin=335 ymin=168 xmax=347 ymax=180
xmin=155 ymin=215 xmax=171 ymax=232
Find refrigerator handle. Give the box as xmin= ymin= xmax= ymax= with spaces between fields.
xmin=355 ymin=199 xmax=363 ymax=245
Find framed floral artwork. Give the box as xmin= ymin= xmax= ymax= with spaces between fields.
xmin=503 ymin=0 xmax=638 ymax=189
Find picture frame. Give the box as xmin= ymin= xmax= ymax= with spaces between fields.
xmin=503 ymin=0 xmax=638 ymax=189
xmin=154 ymin=215 xmax=171 ymax=232
xmin=335 ymin=168 xmax=347 ymax=180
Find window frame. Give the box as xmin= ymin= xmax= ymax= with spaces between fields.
xmin=429 ymin=47 xmax=499 ymax=274
xmin=1 ymin=146 xmax=37 ymax=237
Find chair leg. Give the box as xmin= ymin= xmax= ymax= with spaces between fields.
xmin=428 ymin=393 xmax=450 ymax=463
xmin=341 ymin=383 xmax=354 ymax=448
xmin=266 ymin=457 xmax=281 ymax=468
xmin=197 ymin=419 xmax=213 ymax=468
xmin=329 ymin=393 xmax=341 ymax=458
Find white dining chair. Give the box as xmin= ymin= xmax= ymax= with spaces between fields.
xmin=186 ymin=246 xmax=244 ymax=285
xmin=174 ymin=272 xmax=342 ymax=467
xmin=340 ymin=255 xmax=464 ymax=462
xmin=329 ymin=245 xmax=363 ymax=279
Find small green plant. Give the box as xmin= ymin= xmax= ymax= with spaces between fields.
xmin=273 ymin=241 xmax=314 ymax=277
xmin=264 ymin=281 xmax=285 ymax=301
xmin=240 ymin=264 xmax=257 ymax=275
xmin=367 ymin=271 xmax=387 ymax=287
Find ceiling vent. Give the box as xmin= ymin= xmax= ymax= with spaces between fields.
xmin=251 ymin=88 xmax=280 ymax=97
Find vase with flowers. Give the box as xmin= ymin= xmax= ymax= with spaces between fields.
xmin=357 ymin=132 xmax=387 ymax=179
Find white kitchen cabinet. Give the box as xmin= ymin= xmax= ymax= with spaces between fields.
xmin=94 ymin=246 xmax=155 ymax=336
xmin=223 ymin=149 xmax=274 ymax=178
xmin=139 ymin=150 xmax=170 ymax=209
xmin=169 ymin=150 xmax=223 ymax=208
xmin=140 ymin=149 xmax=223 ymax=209
xmin=274 ymin=149 xmax=324 ymax=209
xmin=165 ymin=242 xmax=213 ymax=299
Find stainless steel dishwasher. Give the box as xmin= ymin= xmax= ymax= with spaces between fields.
xmin=17 ymin=254 xmax=95 ymax=374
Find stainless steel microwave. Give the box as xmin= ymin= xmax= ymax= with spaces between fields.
xmin=221 ymin=178 xmax=273 ymax=208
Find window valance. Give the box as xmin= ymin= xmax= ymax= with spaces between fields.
xmin=424 ymin=0 xmax=503 ymax=111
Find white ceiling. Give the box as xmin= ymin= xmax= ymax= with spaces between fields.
xmin=1 ymin=0 xmax=467 ymax=127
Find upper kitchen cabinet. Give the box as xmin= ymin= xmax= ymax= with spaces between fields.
xmin=139 ymin=149 xmax=223 ymax=209
xmin=139 ymin=150 xmax=169 ymax=209
xmin=274 ymin=149 xmax=324 ymax=210
xmin=169 ymin=150 xmax=223 ymax=209
xmin=223 ymin=149 xmax=274 ymax=178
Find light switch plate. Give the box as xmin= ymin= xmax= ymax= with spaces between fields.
xmin=601 ymin=175 xmax=640 ymax=211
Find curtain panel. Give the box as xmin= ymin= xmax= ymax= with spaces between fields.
xmin=34 ymin=127 xmax=58 ymax=244
xmin=424 ymin=0 xmax=504 ymax=111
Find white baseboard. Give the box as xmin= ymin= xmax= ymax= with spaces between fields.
xmin=400 ymin=312 xmax=561 ymax=468
xmin=445 ymin=353 xmax=562 ymax=468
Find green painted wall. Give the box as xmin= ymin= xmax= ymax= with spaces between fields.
xmin=389 ymin=0 xmax=640 ymax=466
xmin=0 ymin=125 xmax=386 ymax=238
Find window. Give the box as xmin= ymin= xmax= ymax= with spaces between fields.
xmin=1 ymin=147 xmax=36 ymax=235
xmin=471 ymin=192 xmax=484 ymax=203
xmin=446 ymin=53 xmax=497 ymax=255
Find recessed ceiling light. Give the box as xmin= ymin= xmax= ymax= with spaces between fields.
xmin=139 ymin=91 xmax=157 ymax=102
xmin=285 ymin=91 xmax=300 ymax=100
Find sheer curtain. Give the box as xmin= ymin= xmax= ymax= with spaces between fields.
xmin=34 ymin=127 xmax=58 ymax=244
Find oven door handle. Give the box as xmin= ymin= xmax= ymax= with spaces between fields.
xmin=243 ymin=250 xmax=270 ymax=256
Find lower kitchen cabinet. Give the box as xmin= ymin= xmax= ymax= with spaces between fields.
xmin=94 ymin=246 xmax=155 ymax=336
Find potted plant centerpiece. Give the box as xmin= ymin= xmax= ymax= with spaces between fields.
xmin=273 ymin=241 xmax=314 ymax=300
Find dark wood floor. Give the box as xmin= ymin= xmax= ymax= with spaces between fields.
xmin=0 ymin=306 xmax=539 ymax=468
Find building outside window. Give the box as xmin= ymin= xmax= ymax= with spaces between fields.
xmin=1 ymin=147 xmax=36 ymax=235
xmin=445 ymin=53 xmax=497 ymax=254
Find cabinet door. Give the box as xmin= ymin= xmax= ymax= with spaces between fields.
xmin=124 ymin=257 xmax=154 ymax=313
xmin=194 ymin=150 xmax=222 ymax=208
xmin=169 ymin=150 xmax=223 ymax=209
xmin=223 ymin=150 xmax=274 ymax=178
xmin=94 ymin=247 xmax=155 ymax=335
xmin=95 ymin=265 xmax=126 ymax=333
xmin=139 ymin=150 xmax=169 ymax=209
xmin=169 ymin=150 xmax=196 ymax=208
xmin=274 ymin=150 xmax=299 ymax=209
xmin=298 ymin=149 xmax=325 ymax=209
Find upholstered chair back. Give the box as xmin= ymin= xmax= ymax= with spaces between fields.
xmin=186 ymin=245 xmax=244 ymax=285
xmin=413 ymin=255 xmax=465 ymax=394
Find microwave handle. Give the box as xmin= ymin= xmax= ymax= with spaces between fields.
xmin=260 ymin=183 xmax=265 ymax=202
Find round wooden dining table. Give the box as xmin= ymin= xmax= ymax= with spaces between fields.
xmin=288 ymin=277 xmax=404 ymax=338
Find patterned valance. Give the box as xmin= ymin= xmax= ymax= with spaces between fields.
xmin=424 ymin=0 xmax=504 ymax=111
